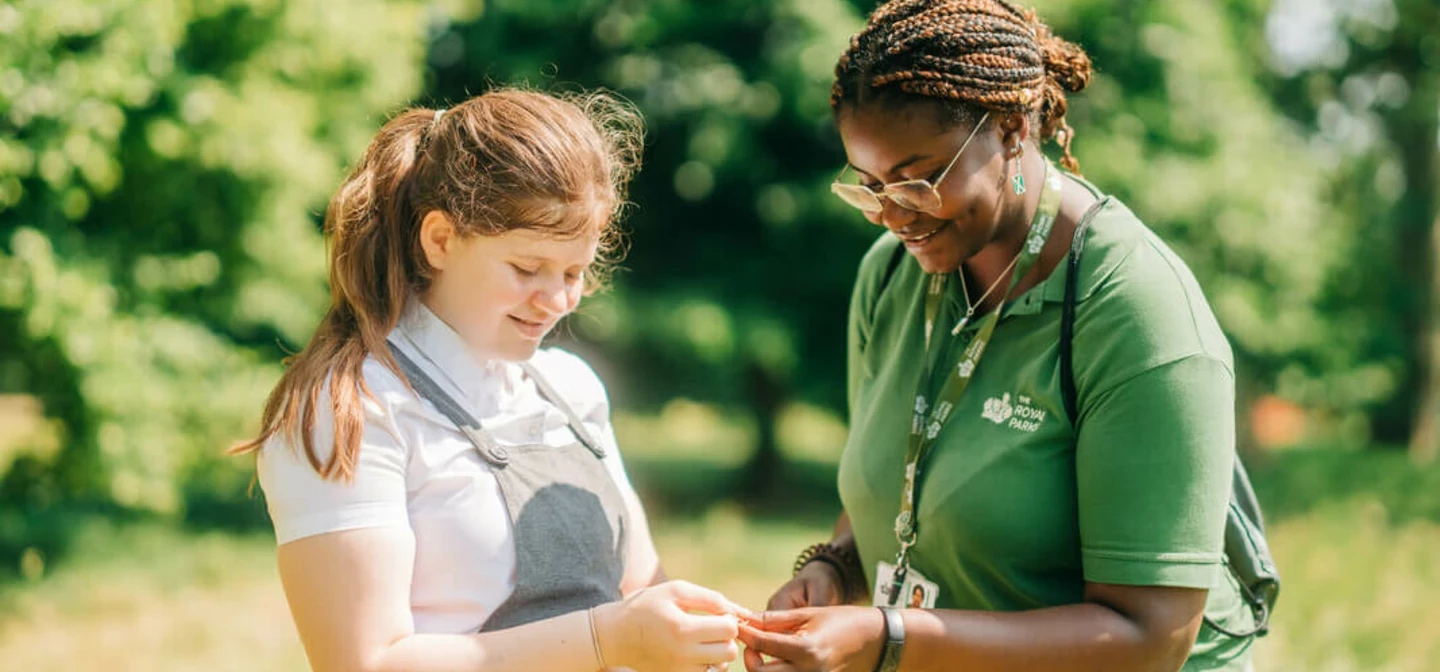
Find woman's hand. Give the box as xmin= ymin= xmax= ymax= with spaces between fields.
xmin=595 ymin=579 xmax=747 ymax=672
xmin=737 ymin=607 xmax=885 ymax=672
xmin=766 ymin=562 xmax=847 ymax=611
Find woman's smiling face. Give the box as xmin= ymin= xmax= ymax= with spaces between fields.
xmin=836 ymin=103 xmax=1017 ymax=274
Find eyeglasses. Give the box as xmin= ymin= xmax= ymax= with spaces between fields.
xmin=831 ymin=111 xmax=990 ymax=214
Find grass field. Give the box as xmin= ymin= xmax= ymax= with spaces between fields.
xmin=2 ymin=401 xmax=1438 ymax=671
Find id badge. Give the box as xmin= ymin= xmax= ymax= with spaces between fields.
xmin=873 ymin=561 xmax=939 ymax=608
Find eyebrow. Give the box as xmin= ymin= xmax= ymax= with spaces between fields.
xmin=849 ymin=153 xmax=932 ymax=179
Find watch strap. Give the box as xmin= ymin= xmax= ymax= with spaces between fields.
xmin=874 ymin=606 xmax=905 ymax=672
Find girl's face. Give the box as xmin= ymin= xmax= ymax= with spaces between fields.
xmin=421 ymin=214 xmax=598 ymax=361
xmin=836 ymin=103 xmax=1018 ymax=274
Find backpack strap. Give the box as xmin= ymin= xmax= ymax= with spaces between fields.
xmin=877 ymin=239 xmax=907 ymax=296
xmin=1061 ymin=199 xmax=1106 ymax=421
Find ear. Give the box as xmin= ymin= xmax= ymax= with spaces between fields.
xmin=419 ymin=210 xmax=457 ymax=271
xmin=997 ymin=112 xmax=1032 ymax=157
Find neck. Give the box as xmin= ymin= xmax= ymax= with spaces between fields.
xmin=961 ymin=150 xmax=1046 ymax=312
xmin=415 ymin=293 xmax=500 ymax=366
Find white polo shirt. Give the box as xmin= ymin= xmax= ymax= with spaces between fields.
xmin=257 ymin=301 xmax=641 ymax=634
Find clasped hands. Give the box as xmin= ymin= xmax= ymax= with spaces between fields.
xmin=622 ymin=559 xmax=883 ymax=672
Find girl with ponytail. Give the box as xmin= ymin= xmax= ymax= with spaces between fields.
xmin=741 ymin=2 xmax=1255 ymax=671
xmin=234 ymin=88 xmax=743 ymax=672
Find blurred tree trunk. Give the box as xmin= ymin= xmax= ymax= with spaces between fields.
xmin=742 ymin=359 xmax=786 ymax=497
xmin=1400 ymin=68 xmax=1440 ymax=463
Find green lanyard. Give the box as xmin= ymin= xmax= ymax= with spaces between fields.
xmin=885 ymin=162 xmax=1064 ymax=605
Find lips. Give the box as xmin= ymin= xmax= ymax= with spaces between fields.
xmin=898 ymin=222 xmax=949 ymax=247
xmin=508 ymin=315 xmax=552 ymax=339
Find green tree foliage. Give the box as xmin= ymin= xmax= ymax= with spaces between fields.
xmin=1033 ymin=0 xmax=1374 ymax=445
xmin=2 ymin=0 xmax=1432 ymax=517
xmin=426 ymin=0 xmax=876 ymax=490
xmin=0 ymin=0 xmax=461 ymax=514
xmin=429 ymin=0 xmax=1360 ymax=475
xmin=1259 ymin=0 xmax=1440 ymax=456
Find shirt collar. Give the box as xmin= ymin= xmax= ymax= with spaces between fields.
xmin=1002 ymin=196 xmax=1121 ymax=318
xmin=392 ymin=299 xmax=518 ymax=412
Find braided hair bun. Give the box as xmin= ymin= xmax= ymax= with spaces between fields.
xmin=832 ymin=0 xmax=1093 ymax=173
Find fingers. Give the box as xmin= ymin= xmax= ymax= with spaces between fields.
xmin=736 ymin=622 xmax=810 ymax=664
xmin=769 ymin=564 xmax=843 ymax=610
xmin=766 ymin=578 xmax=812 ymax=615
xmin=805 ymin=576 xmax=840 ymax=608
xmin=743 ymin=643 xmax=767 ymax=672
xmin=765 ymin=580 xmax=810 ymax=611
xmin=751 ymin=609 xmax=812 ymax=633
xmin=680 ymin=612 xmax=741 ymax=642
xmin=746 ymin=656 xmax=802 ymax=672
xmin=741 ymin=633 xmax=805 ymax=672
xmin=667 ymin=580 xmax=751 ymax=617
xmin=681 ymin=640 xmax=740 ymax=666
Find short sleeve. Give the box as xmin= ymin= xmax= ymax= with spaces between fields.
xmin=1076 ymin=354 xmax=1235 ymax=588
xmin=257 ymin=362 xmax=412 ymax=545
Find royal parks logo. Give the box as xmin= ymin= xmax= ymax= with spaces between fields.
xmin=981 ymin=392 xmax=1047 ymax=432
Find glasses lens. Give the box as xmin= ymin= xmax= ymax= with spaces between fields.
xmin=832 ymin=183 xmax=883 ymax=213
xmin=887 ymin=181 xmax=941 ymax=212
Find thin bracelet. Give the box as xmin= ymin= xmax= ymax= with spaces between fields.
xmin=587 ymin=606 xmax=608 ymax=669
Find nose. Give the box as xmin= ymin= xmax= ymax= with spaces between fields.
xmin=876 ymin=198 xmax=918 ymax=232
xmin=532 ymin=274 xmax=570 ymax=316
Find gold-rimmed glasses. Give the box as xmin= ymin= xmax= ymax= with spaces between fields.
xmin=831 ymin=111 xmax=990 ymax=214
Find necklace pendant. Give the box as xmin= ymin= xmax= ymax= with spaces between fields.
xmin=1011 ymin=172 xmax=1026 ymax=195
xmin=951 ymin=314 xmax=970 ymax=336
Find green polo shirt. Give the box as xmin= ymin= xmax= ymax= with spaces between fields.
xmin=837 ymin=189 xmax=1255 ymax=670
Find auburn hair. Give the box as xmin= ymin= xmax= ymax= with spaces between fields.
xmin=230 ymin=88 xmax=643 ymax=480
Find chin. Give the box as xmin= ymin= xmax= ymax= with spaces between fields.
xmin=911 ymin=253 xmax=959 ymax=275
xmin=496 ymin=339 xmax=543 ymax=362
xmin=909 ymin=242 xmax=965 ymax=275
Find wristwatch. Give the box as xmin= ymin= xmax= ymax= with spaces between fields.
xmin=874 ymin=606 xmax=905 ymax=672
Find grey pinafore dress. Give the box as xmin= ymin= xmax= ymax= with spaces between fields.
xmin=389 ymin=343 xmax=630 ymax=631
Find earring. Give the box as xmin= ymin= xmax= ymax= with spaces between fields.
xmin=1011 ymin=144 xmax=1026 ymax=195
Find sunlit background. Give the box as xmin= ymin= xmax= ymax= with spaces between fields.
xmin=2 ymin=0 xmax=1439 ymax=670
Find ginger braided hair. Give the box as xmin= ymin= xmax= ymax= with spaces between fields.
xmin=832 ymin=0 xmax=1093 ymax=173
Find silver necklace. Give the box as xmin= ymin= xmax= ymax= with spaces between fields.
xmin=952 ymin=249 xmax=1025 ymax=335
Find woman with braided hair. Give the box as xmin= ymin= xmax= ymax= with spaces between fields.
xmin=739 ymin=2 xmax=1254 ymax=671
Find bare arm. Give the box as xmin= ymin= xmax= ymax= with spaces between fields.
xmin=279 ymin=527 xmax=740 ymax=672
xmin=616 ymin=484 xmax=666 ymax=594
xmin=741 ymin=582 xmax=1206 ymax=672
xmin=752 ymin=512 xmax=1205 ymax=672
xmin=897 ymin=582 xmax=1206 ymax=672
